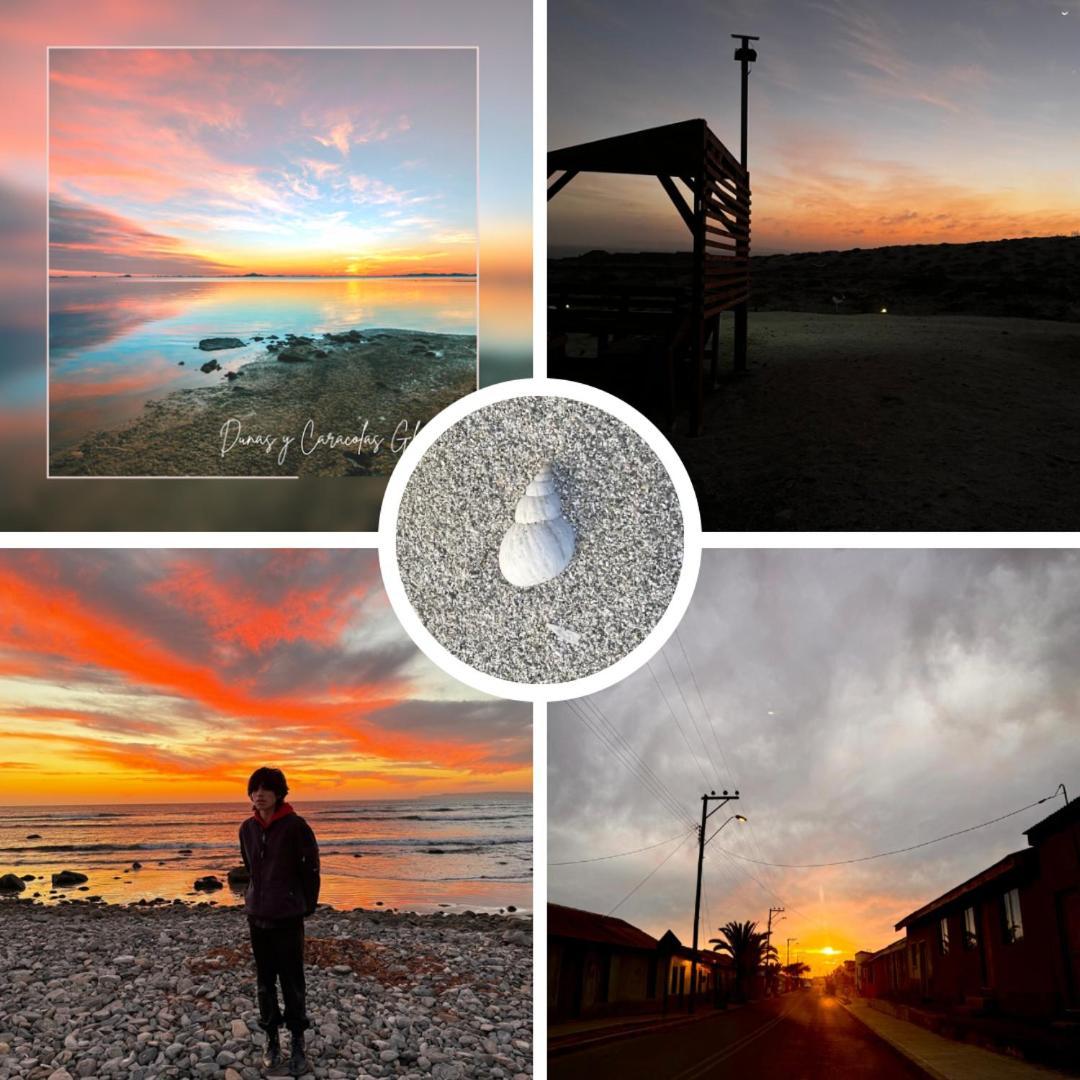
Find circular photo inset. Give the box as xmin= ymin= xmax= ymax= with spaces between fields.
xmin=381 ymin=380 xmax=700 ymax=698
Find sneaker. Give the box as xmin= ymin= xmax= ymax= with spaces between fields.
xmin=263 ymin=1027 xmax=282 ymax=1070
xmin=288 ymin=1030 xmax=309 ymax=1076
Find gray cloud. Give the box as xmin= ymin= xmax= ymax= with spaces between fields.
xmin=550 ymin=550 xmax=1080 ymax=952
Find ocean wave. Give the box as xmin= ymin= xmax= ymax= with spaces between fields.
xmin=0 ymin=841 xmax=219 ymax=854
xmin=315 ymin=813 xmax=531 ymax=823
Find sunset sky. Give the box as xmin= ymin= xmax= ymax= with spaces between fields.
xmin=549 ymin=551 xmax=1080 ymax=976
xmin=549 ymin=0 xmax=1080 ymax=254
xmin=49 ymin=48 xmax=476 ymax=277
xmin=0 ymin=550 xmax=531 ymax=804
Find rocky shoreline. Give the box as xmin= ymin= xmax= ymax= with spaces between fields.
xmin=49 ymin=329 xmax=476 ymax=478
xmin=0 ymin=901 xmax=531 ymax=1080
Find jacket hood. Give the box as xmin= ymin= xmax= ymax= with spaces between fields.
xmin=253 ymin=801 xmax=295 ymax=830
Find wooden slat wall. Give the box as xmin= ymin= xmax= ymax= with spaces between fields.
xmin=699 ymin=130 xmax=750 ymax=319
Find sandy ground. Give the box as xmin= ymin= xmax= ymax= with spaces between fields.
xmin=395 ymin=396 xmax=683 ymax=684
xmin=569 ymin=312 xmax=1080 ymax=531
xmin=49 ymin=330 xmax=475 ymax=478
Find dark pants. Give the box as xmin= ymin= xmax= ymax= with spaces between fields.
xmin=248 ymin=917 xmax=309 ymax=1034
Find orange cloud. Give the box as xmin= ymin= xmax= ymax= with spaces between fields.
xmin=149 ymin=552 xmax=376 ymax=653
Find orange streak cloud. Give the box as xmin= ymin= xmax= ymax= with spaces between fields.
xmin=149 ymin=553 xmax=375 ymax=652
xmin=0 ymin=567 xmax=411 ymax=753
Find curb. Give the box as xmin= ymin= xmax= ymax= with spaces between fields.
xmin=841 ymin=1001 xmax=946 ymax=1080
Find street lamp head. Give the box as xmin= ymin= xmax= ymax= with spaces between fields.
xmin=731 ymin=33 xmax=760 ymax=64
xmin=735 ymin=814 xmax=747 ymax=823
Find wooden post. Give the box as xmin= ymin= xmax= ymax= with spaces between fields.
xmin=691 ymin=159 xmax=707 ymax=435
xmin=708 ymin=312 xmax=721 ymax=387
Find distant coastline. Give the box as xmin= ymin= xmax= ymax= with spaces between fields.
xmin=550 ymin=235 xmax=1080 ymax=323
xmin=49 ymin=271 xmax=478 ymax=280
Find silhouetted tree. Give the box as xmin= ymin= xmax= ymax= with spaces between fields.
xmin=783 ymin=961 xmax=810 ymax=989
xmin=710 ymin=920 xmax=771 ymax=1002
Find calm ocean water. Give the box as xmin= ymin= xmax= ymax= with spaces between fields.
xmin=0 ymin=794 xmax=530 ymax=914
xmin=47 ymin=276 xmax=477 ymax=450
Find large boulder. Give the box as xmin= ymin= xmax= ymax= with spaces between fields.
xmin=193 ymin=875 xmax=223 ymax=892
xmin=0 ymin=873 xmax=26 ymax=892
xmin=226 ymin=865 xmax=250 ymax=887
xmin=200 ymin=358 xmax=221 ymax=374
xmin=51 ymin=870 xmax=88 ymax=887
xmin=198 ymin=337 xmax=245 ymax=351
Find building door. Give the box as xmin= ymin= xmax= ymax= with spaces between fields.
xmin=1058 ymin=888 xmax=1080 ymax=1006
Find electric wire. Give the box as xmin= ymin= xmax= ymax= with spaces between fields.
xmin=566 ymin=698 xmax=693 ymax=828
xmin=661 ymin=645 xmax=723 ymax=785
xmin=674 ymin=626 xmax=739 ymax=793
xmin=569 ymin=702 xmax=688 ymax=827
xmin=550 ymin=828 xmax=693 ymax=866
xmin=577 ymin=694 xmax=695 ymax=828
xmin=607 ymin=830 xmax=694 ymax=917
xmin=647 ymin=659 xmax=713 ymax=789
xmin=714 ymin=792 xmax=1060 ymax=869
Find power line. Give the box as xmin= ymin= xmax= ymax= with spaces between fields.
xmin=674 ymin=626 xmax=738 ymax=793
xmin=570 ymin=702 xmax=686 ymax=826
xmin=714 ymin=793 xmax=1060 ymax=870
xmin=647 ymin=659 xmax=712 ymax=788
xmin=608 ymin=830 xmax=694 ymax=917
xmin=550 ymin=828 xmax=693 ymax=866
xmin=566 ymin=699 xmax=693 ymax=828
xmin=575 ymin=696 xmax=695 ymax=827
xmin=661 ymin=645 xmax=723 ymax=784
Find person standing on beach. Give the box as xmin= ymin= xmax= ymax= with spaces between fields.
xmin=240 ymin=767 xmax=320 ymax=1076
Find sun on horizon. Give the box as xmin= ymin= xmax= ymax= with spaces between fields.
xmin=48 ymin=48 xmax=477 ymax=279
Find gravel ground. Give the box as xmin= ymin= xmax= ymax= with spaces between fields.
xmin=395 ymin=395 xmax=683 ymax=683
xmin=0 ymin=902 xmax=531 ymax=1080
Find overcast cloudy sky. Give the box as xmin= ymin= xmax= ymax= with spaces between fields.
xmin=549 ymin=550 xmax=1080 ymax=973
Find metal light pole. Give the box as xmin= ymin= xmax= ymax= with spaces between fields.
xmin=731 ymin=34 xmax=759 ymax=168
xmin=730 ymin=33 xmax=759 ymax=375
xmin=787 ymin=937 xmax=798 ymax=967
xmin=689 ymin=792 xmax=744 ymax=1013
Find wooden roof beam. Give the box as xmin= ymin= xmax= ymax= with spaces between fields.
xmin=547 ymin=170 xmax=578 ymax=202
xmin=657 ymin=175 xmax=696 ymax=235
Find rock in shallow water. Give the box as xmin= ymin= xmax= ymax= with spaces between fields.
xmin=198 ymin=337 xmax=245 ymax=351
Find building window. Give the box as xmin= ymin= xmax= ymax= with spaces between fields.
xmin=939 ymin=917 xmax=950 ymax=955
xmin=1002 ymin=888 xmax=1024 ymax=944
xmin=963 ymin=906 xmax=978 ymax=950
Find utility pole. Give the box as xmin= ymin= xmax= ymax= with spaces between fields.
xmin=787 ymin=937 xmax=798 ymax=967
xmin=690 ymin=790 xmax=742 ymax=1013
xmin=730 ymin=33 xmax=759 ymax=375
xmin=765 ymin=906 xmax=783 ymax=995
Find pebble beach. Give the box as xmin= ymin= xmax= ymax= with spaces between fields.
xmin=0 ymin=901 xmax=532 ymax=1080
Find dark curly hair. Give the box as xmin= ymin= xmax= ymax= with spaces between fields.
xmin=247 ymin=766 xmax=289 ymax=805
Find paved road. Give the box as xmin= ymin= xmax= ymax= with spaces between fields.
xmin=550 ymin=989 xmax=929 ymax=1080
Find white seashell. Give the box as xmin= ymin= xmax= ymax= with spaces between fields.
xmin=498 ymin=464 xmax=575 ymax=588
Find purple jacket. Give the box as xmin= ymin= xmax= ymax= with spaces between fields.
xmin=239 ymin=804 xmax=320 ymax=925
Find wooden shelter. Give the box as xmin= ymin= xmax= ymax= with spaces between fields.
xmin=548 ymin=119 xmax=751 ymax=433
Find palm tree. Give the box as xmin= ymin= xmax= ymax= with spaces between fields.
xmin=783 ymin=961 xmax=810 ymax=989
xmin=710 ymin=920 xmax=771 ymax=1002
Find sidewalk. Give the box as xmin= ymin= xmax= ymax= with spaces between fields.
xmin=843 ymin=999 xmax=1075 ymax=1080
xmin=550 ymin=1002 xmax=734 ymax=1055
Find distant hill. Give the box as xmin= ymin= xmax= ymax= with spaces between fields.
xmin=550 ymin=236 xmax=1080 ymax=322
